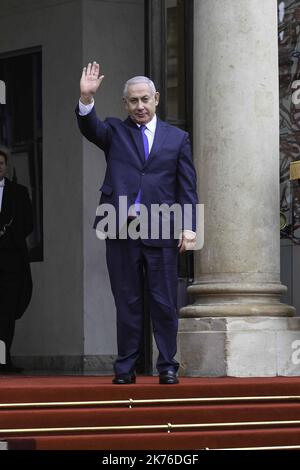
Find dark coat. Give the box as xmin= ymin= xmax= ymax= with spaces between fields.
xmin=76 ymin=107 xmax=198 ymax=246
xmin=1 ymin=178 xmax=33 ymax=319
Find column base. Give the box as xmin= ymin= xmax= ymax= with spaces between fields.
xmin=178 ymin=316 xmax=300 ymax=377
xmin=181 ymin=303 xmax=295 ymax=317
xmin=181 ymin=282 xmax=295 ymax=317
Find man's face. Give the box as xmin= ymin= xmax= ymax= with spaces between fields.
xmin=124 ymin=83 xmax=160 ymax=125
xmin=0 ymin=155 xmax=7 ymax=180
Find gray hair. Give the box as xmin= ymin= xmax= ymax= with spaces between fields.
xmin=123 ymin=76 xmax=156 ymax=98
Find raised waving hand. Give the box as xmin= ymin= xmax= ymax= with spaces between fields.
xmin=80 ymin=61 xmax=104 ymax=104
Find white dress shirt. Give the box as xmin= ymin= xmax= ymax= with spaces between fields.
xmin=135 ymin=115 xmax=156 ymax=152
xmin=0 ymin=178 xmax=4 ymax=212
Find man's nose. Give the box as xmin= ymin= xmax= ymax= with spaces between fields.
xmin=137 ymin=100 xmax=144 ymax=109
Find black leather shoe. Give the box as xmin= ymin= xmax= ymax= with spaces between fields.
xmin=112 ymin=373 xmax=136 ymax=385
xmin=159 ymin=370 xmax=179 ymax=384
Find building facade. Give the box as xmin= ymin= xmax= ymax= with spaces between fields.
xmin=0 ymin=0 xmax=299 ymax=375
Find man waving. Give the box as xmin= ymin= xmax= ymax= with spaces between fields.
xmin=76 ymin=62 xmax=198 ymax=384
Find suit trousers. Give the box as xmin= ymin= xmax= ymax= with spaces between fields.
xmin=105 ymin=236 xmax=179 ymax=375
xmin=0 ymin=250 xmax=22 ymax=363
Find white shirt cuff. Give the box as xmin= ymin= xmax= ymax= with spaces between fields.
xmin=182 ymin=230 xmax=196 ymax=240
xmin=78 ymin=99 xmax=94 ymax=116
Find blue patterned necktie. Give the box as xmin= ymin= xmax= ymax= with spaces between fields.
xmin=140 ymin=125 xmax=149 ymax=160
xmin=134 ymin=125 xmax=150 ymax=214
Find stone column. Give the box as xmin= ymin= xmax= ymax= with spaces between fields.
xmin=178 ymin=0 xmax=300 ymax=377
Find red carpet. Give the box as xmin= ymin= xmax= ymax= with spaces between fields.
xmin=0 ymin=375 xmax=299 ymax=450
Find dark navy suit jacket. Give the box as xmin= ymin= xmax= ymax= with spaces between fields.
xmin=0 ymin=178 xmax=33 ymax=318
xmin=76 ymin=106 xmax=198 ymax=247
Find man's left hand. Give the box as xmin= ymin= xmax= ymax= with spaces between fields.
xmin=178 ymin=230 xmax=197 ymax=253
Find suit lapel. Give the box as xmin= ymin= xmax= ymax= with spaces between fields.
xmin=124 ymin=117 xmax=145 ymax=164
xmin=144 ymin=118 xmax=169 ymax=168
xmin=1 ymin=178 xmax=13 ymax=221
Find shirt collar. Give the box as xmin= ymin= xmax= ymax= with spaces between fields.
xmin=0 ymin=178 xmax=5 ymax=187
xmin=136 ymin=114 xmax=157 ymax=133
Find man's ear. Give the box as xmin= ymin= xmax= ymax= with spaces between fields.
xmin=155 ymin=92 xmax=160 ymax=106
xmin=123 ymin=97 xmax=128 ymax=110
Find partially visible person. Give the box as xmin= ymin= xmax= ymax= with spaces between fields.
xmin=0 ymin=149 xmax=33 ymax=374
